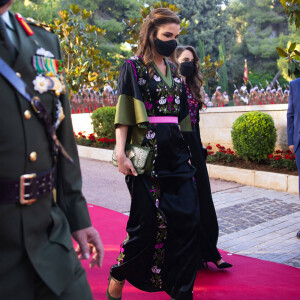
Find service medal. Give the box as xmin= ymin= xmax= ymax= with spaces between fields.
xmin=50 ymin=77 xmax=63 ymax=96
xmin=32 ymin=54 xmax=65 ymax=95
xmin=35 ymin=48 xmax=54 ymax=58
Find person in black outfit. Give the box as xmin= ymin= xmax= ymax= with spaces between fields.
xmin=175 ymin=45 xmax=232 ymax=269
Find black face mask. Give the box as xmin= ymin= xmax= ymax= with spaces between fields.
xmin=0 ymin=0 xmax=10 ymax=7
xmin=180 ymin=61 xmax=195 ymax=77
xmin=154 ymin=38 xmax=177 ymax=57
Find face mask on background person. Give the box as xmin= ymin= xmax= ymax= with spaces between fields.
xmin=180 ymin=61 xmax=195 ymax=77
xmin=154 ymin=38 xmax=177 ymax=57
xmin=0 ymin=0 xmax=10 ymax=7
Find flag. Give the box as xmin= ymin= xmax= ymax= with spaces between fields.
xmin=243 ymin=59 xmax=248 ymax=86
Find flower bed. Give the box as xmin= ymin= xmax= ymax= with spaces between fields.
xmin=206 ymin=144 xmax=298 ymax=176
xmin=74 ymin=131 xmax=115 ymax=149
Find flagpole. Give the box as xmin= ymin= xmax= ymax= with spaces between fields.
xmin=243 ymin=59 xmax=248 ymax=86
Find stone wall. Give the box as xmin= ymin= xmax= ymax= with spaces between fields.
xmin=199 ymin=104 xmax=289 ymax=151
xmin=71 ymin=105 xmax=289 ymax=151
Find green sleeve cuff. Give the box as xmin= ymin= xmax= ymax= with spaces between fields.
xmin=115 ymin=94 xmax=148 ymax=126
xmin=180 ymin=114 xmax=192 ymax=132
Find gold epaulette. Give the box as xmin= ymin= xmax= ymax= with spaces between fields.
xmin=25 ymin=17 xmax=53 ymax=33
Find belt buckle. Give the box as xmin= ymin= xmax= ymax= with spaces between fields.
xmin=20 ymin=173 xmax=37 ymax=205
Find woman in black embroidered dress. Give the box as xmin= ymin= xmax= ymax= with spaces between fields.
xmin=175 ymin=45 xmax=232 ymax=270
xmin=107 ymin=8 xmax=201 ymax=300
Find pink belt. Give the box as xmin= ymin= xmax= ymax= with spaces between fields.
xmin=148 ymin=116 xmax=178 ymax=124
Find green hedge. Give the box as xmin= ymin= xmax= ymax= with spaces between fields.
xmin=91 ymin=107 xmax=116 ymax=139
xmin=231 ymin=111 xmax=277 ymax=162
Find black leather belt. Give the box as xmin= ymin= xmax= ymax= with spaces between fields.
xmin=0 ymin=167 xmax=56 ymax=205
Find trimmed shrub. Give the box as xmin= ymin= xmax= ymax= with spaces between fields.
xmin=91 ymin=107 xmax=116 ymax=139
xmin=231 ymin=111 xmax=277 ymax=162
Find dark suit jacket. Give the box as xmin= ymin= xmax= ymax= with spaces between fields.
xmin=287 ymin=78 xmax=300 ymax=152
xmin=0 ymin=12 xmax=91 ymax=296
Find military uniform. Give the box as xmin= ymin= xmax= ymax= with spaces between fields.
xmin=0 ymin=11 xmax=93 ymax=299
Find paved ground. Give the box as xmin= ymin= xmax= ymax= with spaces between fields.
xmin=80 ymin=157 xmax=300 ymax=269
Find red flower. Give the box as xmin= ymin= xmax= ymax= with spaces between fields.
xmin=284 ymin=155 xmax=290 ymax=160
xmin=291 ymin=155 xmax=296 ymax=160
xmin=207 ymin=145 xmax=212 ymax=150
xmin=88 ymin=133 xmax=96 ymax=141
xmin=275 ymin=150 xmax=283 ymax=154
xmin=275 ymin=155 xmax=282 ymax=161
xmin=216 ymin=144 xmax=220 ymax=148
xmin=268 ymin=154 xmax=274 ymax=159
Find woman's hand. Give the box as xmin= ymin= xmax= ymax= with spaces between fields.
xmin=117 ymin=153 xmax=138 ymax=176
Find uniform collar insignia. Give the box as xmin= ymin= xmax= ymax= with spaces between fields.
xmin=36 ymin=47 xmax=54 ymax=58
xmin=15 ymin=13 xmax=34 ymax=36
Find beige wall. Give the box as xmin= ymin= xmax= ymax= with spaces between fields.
xmin=72 ymin=105 xmax=289 ymax=151
xmin=199 ymin=104 xmax=288 ymax=151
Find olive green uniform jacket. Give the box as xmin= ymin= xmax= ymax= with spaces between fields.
xmin=0 ymin=12 xmax=91 ymax=296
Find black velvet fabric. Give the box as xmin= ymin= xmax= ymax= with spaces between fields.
xmin=187 ymin=107 xmax=221 ymax=262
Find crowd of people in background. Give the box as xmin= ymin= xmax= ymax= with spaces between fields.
xmin=210 ymin=82 xmax=290 ymax=107
xmin=71 ymin=82 xmax=290 ymax=114
xmin=70 ymin=84 xmax=118 ymax=113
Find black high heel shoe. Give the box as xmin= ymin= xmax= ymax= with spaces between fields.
xmin=106 ymin=274 xmax=125 ymax=300
xmin=202 ymin=260 xmax=232 ymax=269
xmin=211 ymin=261 xmax=232 ymax=269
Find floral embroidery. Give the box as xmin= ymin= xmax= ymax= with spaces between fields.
xmin=138 ymin=78 xmax=146 ymax=86
xmin=116 ymin=234 xmax=129 ymax=265
xmin=149 ymin=179 xmax=167 ymax=289
xmin=174 ymin=77 xmax=181 ymax=84
xmin=146 ymin=130 xmax=156 ymax=140
xmin=145 ymin=101 xmax=153 ymax=110
xmin=153 ymin=75 xmax=161 ymax=82
xmin=186 ymin=84 xmax=199 ymax=125
xmin=158 ymin=97 xmax=167 ymax=105
xmin=127 ymin=58 xmax=182 ymax=117
xmin=167 ymin=95 xmax=173 ymax=103
xmin=175 ymin=95 xmax=180 ymax=105
xmin=129 ymin=55 xmax=139 ymax=60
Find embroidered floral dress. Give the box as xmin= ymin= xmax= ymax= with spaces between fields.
xmin=185 ymin=83 xmax=222 ymax=264
xmin=186 ymin=84 xmax=199 ymax=125
xmin=111 ymin=56 xmax=201 ymax=300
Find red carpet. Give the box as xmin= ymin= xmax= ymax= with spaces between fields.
xmin=79 ymin=205 xmax=300 ymax=300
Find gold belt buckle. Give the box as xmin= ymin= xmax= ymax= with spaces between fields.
xmin=20 ymin=173 xmax=37 ymax=205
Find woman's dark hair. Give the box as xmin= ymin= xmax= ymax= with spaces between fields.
xmin=135 ymin=8 xmax=180 ymax=77
xmin=175 ymin=45 xmax=204 ymax=106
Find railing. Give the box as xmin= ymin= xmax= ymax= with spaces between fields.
xmin=70 ymin=91 xmax=290 ymax=113
xmin=70 ymin=93 xmax=118 ymax=114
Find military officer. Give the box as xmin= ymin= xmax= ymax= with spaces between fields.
xmin=0 ymin=1 xmax=104 ymax=299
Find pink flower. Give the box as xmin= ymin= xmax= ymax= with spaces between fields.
xmin=155 ymin=243 xmax=163 ymax=249
xmin=167 ymin=95 xmax=173 ymax=103
xmin=145 ymin=102 xmax=152 ymax=110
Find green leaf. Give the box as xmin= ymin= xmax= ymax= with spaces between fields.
xmin=288 ymin=42 xmax=297 ymax=52
xmin=276 ymin=47 xmax=289 ymax=57
xmin=294 ymin=50 xmax=300 ymax=56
